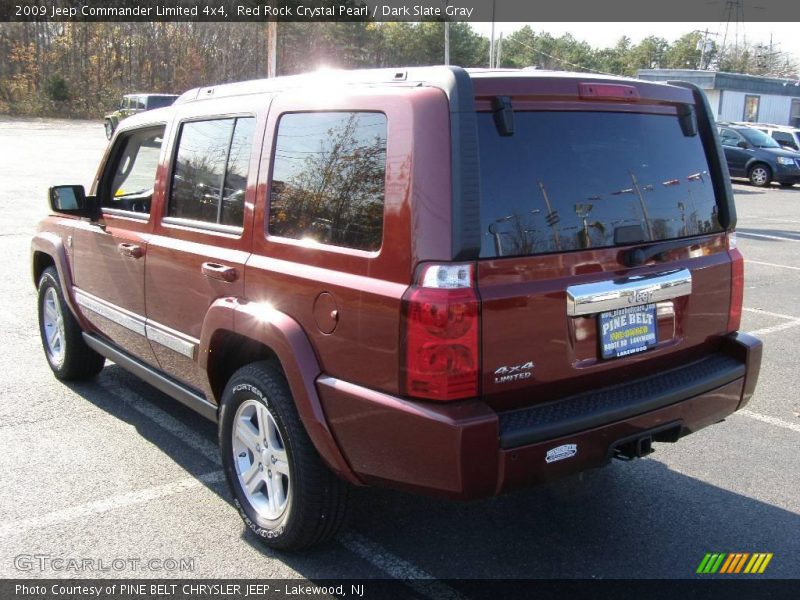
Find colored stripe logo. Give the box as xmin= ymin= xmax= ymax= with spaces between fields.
xmin=696 ymin=552 xmax=773 ymax=574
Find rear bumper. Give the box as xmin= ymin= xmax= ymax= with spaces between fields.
xmin=317 ymin=332 xmax=762 ymax=500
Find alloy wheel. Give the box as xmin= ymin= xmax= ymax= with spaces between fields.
xmin=232 ymin=399 xmax=291 ymax=521
xmin=42 ymin=287 xmax=66 ymax=367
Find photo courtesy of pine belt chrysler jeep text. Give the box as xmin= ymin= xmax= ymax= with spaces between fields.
xmin=32 ymin=67 xmax=762 ymax=551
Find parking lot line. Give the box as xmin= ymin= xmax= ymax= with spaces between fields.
xmin=98 ymin=381 xmax=221 ymax=466
xmin=738 ymin=410 xmax=800 ymax=435
xmin=745 ymin=259 xmax=800 ymax=272
xmin=747 ymin=216 xmax=800 ymax=225
xmin=737 ymin=232 xmax=800 ymax=243
xmin=100 ymin=380 xmax=454 ymax=589
xmin=743 ymin=307 xmax=800 ymax=321
xmin=340 ymin=532 xmax=466 ymax=600
xmin=0 ymin=470 xmax=225 ymax=538
xmin=747 ymin=321 xmax=800 ymax=336
xmin=743 ymin=306 xmax=800 ymax=336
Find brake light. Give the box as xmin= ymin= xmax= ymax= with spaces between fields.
xmin=728 ymin=233 xmax=744 ymax=332
xmin=401 ymin=264 xmax=479 ymax=401
xmin=578 ymin=83 xmax=640 ymax=101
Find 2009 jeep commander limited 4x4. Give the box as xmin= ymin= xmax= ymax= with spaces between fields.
xmin=33 ymin=67 xmax=762 ymax=550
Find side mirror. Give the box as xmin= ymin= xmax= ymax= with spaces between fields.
xmin=737 ymin=141 xmax=749 ymax=149
xmin=48 ymin=185 xmax=101 ymax=220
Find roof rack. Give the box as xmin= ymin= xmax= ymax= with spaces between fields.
xmin=175 ymin=66 xmax=464 ymax=105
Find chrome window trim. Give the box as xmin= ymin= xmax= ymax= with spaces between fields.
xmin=566 ymin=268 xmax=692 ymax=317
xmin=102 ymin=208 xmax=149 ymax=221
xmin=162 ymin=216 xmax=243 ymax=237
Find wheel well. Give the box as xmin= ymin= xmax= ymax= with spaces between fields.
xmin=749 ymin=162 xmax=772 ymax=175
xmin=207 ymin=330 xmax=278 ymax=402
xmin=32 ymin=252 xmax=55 ymax=287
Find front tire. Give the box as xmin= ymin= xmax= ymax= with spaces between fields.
xmin=219 ymin=361 xmax=349 ymax=550
xmin=748 ymin=164 xmax=772 ymax=187
xmin=37 ymin=267 xmax=105 ymax=380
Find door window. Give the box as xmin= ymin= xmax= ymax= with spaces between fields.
xmin=168 ymin=117 xmax=255 ymax=227
xmin=719 ymin=128 xmax=743 ymax=147
xmin=100 ymin=125 xmax=165 ymax=215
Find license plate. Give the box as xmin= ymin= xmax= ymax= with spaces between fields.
xmin=598 ymin=303 xmax=657 ymax=359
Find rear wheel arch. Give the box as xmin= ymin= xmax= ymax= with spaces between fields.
xmin=199 ymin=303 xmax=360 ymax=485
xmin=205 ymin=329 xmax=277 ymax=404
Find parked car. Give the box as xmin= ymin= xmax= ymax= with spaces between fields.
xmin=104 ymin=93 xmax=178 ymax=139
xmin=750 ymin=123 xmax=800 ymax=151
xmin=33 ymin=67 xmax=762 ymax=550
xmin=717 ymin=123 xmax=800 ymax=187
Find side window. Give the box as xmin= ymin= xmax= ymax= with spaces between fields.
xmin=102 ymin=125 xmax=165 ymax=215
xmin=168 ymin=117 xmax=255 ymax=227
xmin=773 ymin=131 xmax=797 ymax=149
xmin=268 ymin=111 xmax=387 ymax=252
xmin=135 ymin=96 xmax=146 ymax=110
xmin=719 ymin=128 xmax=741 ymax=147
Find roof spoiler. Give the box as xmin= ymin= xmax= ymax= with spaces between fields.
xmin=668 ymin=80 xmax=737 ymax=231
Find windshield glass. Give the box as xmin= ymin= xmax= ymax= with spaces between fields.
xmin=739 ymin=127 xmax=780 ymax=148
xmin=477 ymin=111 xmax=723 ymax=258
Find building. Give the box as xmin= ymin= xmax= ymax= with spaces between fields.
xmin=638 ymin=69 xmax=800 ymax=127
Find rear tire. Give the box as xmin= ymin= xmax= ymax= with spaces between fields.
xmin=219 ymin=361 xmax=349 ymax=550
xmin=748 ymin=164 xmax=772 ymax=187
xmin=37 ymin=266 xmax=105 ymax=380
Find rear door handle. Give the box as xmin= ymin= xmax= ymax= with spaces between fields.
xmin=117 ymin=243 xmax=143 ymax=259
xmin=201 ymin=262 xmax=237 ymax=282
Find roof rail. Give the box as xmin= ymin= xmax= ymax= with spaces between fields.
xmin=174 ymin=65 xmax=479 ymax=105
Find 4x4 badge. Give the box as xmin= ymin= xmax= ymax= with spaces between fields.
xmin=494 ymin=361 xmax=534 ymax=384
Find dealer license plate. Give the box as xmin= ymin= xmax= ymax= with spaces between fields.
xmin=598 ymin=303 xmax=657 ymax=359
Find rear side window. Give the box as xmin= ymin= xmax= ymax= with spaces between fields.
xmin=268 ymin=111 xmax=387 ymax=252
xmin=168 ymin=117 xmax=255 ymax=227
xmin=772 ymin=131 xmax=798 ymax=149
xmin=477 ymin=111 xmax=723 ymax=258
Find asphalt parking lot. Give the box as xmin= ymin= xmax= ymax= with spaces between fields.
xmin=0 ymin=117 xmax=798 ymax=589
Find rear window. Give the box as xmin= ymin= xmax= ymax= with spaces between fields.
xmin=477 ymin=111 xmax=723 ymax=258
xmin=146 ymin=96 xmax=177 ymax=110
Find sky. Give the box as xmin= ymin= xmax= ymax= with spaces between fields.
xmin=470 ymin=22 xmax=800 ymax=65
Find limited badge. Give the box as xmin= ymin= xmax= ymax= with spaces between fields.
xmin=545 ymin=444 xmax=577 ymax=463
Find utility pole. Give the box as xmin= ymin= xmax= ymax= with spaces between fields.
xmin=267 ymin=21 xmax=277 ymax=78
xmin=489 ymin=0 xmax=496 ymax=67
xmin=496 ymin=33 xmax=503 ymax=68
xmin=444 ymin=20 xmax=450 ymax=65
xmin=442 ymin=1 xmax=450 ymax=65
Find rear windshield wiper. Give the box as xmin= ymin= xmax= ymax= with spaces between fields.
xmin=623 ymin=237 xmax=709 ymax=267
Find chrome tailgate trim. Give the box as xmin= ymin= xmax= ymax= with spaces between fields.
xmin=566 ymin=268 xmax=692 ymax=317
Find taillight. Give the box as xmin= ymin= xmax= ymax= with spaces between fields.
xmin=401 ymin=263 xmax=479 ymax=401
xmin=727 ymin=232 xmax=744 ymax=332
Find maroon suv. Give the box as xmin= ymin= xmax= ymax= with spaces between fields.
xmin=32 ymin=67 xmax=762 ymax=550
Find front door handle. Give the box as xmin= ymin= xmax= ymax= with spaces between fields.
xmin=201 ymin=262 xmax=237 ymax=282
xmin=117 ymin=243 xmax=143 ymax=259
